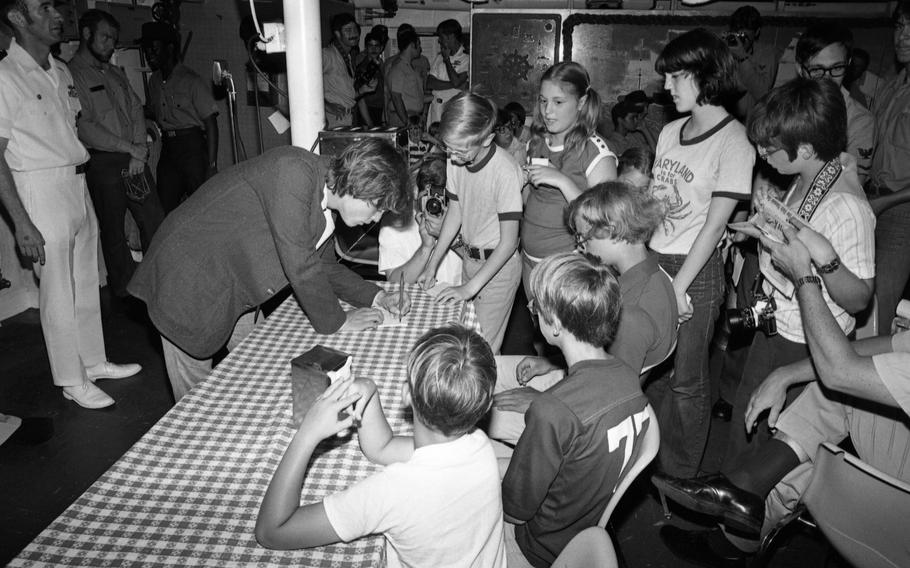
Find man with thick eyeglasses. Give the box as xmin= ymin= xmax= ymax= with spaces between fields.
xmin=795 ymin=23 xmax=874 ymax=184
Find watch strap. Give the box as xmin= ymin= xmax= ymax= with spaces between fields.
xmin=816 ymin=255 xmax=841 ymax=274
xmin=795 ymin=275 xmax=822 ymax=292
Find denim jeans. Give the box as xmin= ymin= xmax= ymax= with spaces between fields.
xmin=647 ymin=250 xmax=724 ymax=478
xmin=875 ymin=202 xmax=910 ymax=334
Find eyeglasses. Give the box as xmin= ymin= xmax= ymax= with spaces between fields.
xmin=574 ymin=231 xmax=593 ymax=248
xmin=443 ymin=143 xmax=482 ymax=163
xmin=757 ymin=146 xmax=782 ymax=161
xmin=721 ymin=31 xmax=749 ymax=47
xmin=572 ymin=226 xmax=614 ymax=248
xmin=800 ymin=62 xmax=849 ymax=79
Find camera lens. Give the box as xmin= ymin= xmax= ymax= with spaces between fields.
xmin=726 ymin=307 xmax=755 ymax=334
xmin=425 ymin=197 xmax=444 ymax=217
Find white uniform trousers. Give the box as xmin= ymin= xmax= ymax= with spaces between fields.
xmin=15 ymin=167 xmax=106 ymax=387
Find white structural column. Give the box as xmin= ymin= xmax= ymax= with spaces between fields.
xmin=283 ymin=0 xmax=325 ymax=150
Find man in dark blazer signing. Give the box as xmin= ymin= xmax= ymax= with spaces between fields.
xmin=128 ymin=138 xmax=412 ymax=401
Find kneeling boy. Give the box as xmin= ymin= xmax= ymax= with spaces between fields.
xmin=501 ymin=252 xmax=653 ymax=567
xmin=256 ymin=324 xmax=505 ymax=567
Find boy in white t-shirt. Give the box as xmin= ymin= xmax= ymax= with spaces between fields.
xmin=255 ymin=324 xmax=505 ymax=568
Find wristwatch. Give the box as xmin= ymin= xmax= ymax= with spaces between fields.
xmin=795 ymin=275 xmax=822 ymax=292
xmin=816 ymin=255 xmax=841 ymax=274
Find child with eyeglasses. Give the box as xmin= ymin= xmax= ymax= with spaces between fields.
xmin=487 ymin=181 xmax=676 ymax=448
xmin=415 ymin=93 xmax=523 ymax=353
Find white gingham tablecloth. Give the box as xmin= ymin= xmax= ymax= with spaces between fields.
xmin=11 ymin=284 xmax=476 ymax=568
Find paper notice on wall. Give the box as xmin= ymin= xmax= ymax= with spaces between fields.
xmin=268 ymin=111 xmax=290 ymax=134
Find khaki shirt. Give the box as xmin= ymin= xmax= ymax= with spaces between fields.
xmin=0 ymin=39 xmax=88 ymax=172
xmin=147 ymin=62 xmax=217 ymax=130
xmin=871 ymin=69 xmax=910 ymax=191
xmin=68 ymin=50 xmax=145 ymax=153
xmin=844 ymin=87 xmax=875 ymax=185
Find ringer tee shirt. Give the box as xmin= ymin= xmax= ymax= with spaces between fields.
xmin=648 ymin=115 xmax=754 ymax=255
xmin=324 ymin=429 xmax=506 ymax=568
xmin=521 ymin=134 xmax=617 ymax=258
xmin=446 ymin=145 xmax=523 ymax=250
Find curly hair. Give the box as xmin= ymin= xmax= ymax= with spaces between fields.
xmin=567 ymin=181 xmax=666 ymax=246
xmin=329 ymin=138 xmax=412 ymax=216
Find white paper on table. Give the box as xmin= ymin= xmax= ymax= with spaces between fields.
xmin=377 ymin=307 xmax=409 ymax=327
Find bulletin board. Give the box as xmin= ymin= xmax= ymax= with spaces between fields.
xmin=470 ymin=13 xmax=561 ymax=112
xmin=561 ymin=13 xmax=895 ymax=104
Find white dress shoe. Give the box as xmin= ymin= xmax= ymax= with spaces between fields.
xmin=85 ymin=361 xmax=142 ymax=382
xmin=62 ymin=382 xmax=115 ymax=409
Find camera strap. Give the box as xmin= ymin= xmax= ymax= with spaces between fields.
xmin=793 ymin=157 xmax=842 ymax=221
xmin=764 ymin=157 xmax=842 ymax=301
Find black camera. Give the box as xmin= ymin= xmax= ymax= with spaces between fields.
xmin=727 ymin=292 xmax=777 ymax=337
xmin=420 ymin=184 xmax=448 ymax=218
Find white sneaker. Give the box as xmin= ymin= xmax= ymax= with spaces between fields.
xmin=85 ymin=361 xmax=142 ymax=382
xmin=62 ymin=382 xmax=115 ymax=409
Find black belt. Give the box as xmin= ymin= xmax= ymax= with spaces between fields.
xmin=75 ymin=163 xmax=87 ymax=174
xmin=463 ymin=245 xmax=495 ymax=261
xmin=162 ymin=126 xmax=202 ymax=139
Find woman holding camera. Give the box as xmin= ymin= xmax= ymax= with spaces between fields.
xmin=646 ymin=29 xmax=755 ymax=479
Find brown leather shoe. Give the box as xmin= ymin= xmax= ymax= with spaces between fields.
xmin=653 ymin=473 xmax=763 ymax=537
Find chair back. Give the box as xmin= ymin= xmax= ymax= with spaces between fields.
xmin=803 ymin=442 xmax=910 ymax=568
xmin=551 ymin=527 xmax=619 ymax=568
xmin=598 ymin=403 xmax=660 ymax=527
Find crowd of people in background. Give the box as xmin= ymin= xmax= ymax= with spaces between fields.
xmin=2 ymin=0 xmax=910 ymax=566
xmin=314 ymin=5 xmax=910 ymax=566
